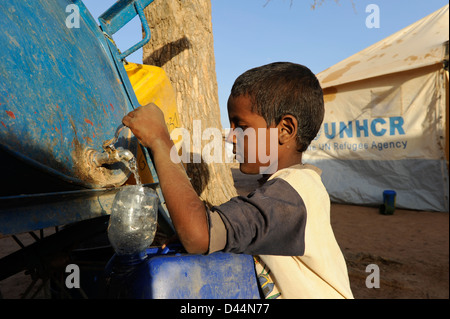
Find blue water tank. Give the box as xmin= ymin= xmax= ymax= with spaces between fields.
xmin=0 ymin=0 xmax=138 ymax=195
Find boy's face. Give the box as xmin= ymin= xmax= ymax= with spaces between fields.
xmin=226 ymin=95 xmax=278 ymax=174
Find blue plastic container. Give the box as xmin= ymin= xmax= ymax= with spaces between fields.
xmin=381 ymin=190 xmax=397 ymax=215
xmin=105 ymin=247 xmax=261 ymax=299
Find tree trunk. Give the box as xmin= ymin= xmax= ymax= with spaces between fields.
xmin=143 ymin=0 xmax=238 ymax=206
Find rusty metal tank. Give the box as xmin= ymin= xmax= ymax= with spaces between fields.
xmin=0 ymin=0 xmax=157 ymax=196
xmin=0 ymin=0 xmax=166 ymax=235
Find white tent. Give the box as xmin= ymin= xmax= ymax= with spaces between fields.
xmin=304 ymin=5 xmax=449 ymax=212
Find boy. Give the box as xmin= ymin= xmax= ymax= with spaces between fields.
xmin=122 ymin=62 xmax=353 ymax=299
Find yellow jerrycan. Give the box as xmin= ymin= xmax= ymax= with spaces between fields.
xmin=124 ymin=63 xmax=181 ymax=184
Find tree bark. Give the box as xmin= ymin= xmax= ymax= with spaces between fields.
xmin=143 ymin=0 xmax=238 ymax=206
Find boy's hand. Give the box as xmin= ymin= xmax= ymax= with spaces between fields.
xmin=122 ymin=103 xmax=209 ymax=254
xmin=122 ymin=103 xmax=170 ymax=149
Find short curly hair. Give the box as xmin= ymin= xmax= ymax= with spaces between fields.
xmin=230 ymin=62 xmax=324 ymax=152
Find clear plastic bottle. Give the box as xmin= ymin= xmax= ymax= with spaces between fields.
xmin=107 ymin=185 xmax=158 ymax=256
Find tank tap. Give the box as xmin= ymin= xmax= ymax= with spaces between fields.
xmin=89 ymin=124 xmax=134 ymax=167
xmin=91 ymin=146 xmax=134 ymax=167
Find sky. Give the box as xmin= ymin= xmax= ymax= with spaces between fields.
xmin=83 ymin=0 xmax=449 ymax=128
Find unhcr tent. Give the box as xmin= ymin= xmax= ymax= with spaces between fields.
xmin=303 ymin=5 xmax=449 ymax=212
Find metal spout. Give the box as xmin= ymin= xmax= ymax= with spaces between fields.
xmin=91 ymin=147 xmax=134 ymax=167
xmin=89 ymin=124 xmax=134 ymax=167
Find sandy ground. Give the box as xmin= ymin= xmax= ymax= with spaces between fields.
xmin=0 ymin=167 xmax=448 ymax=299
xmin=331 ymin=203 xmax=448 ymax=299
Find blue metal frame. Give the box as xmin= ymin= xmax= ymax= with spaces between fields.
xmin=98 ymin=0 xmax=154 ymax=61
xmin=0 ymin=183 xmax=158 ymax=236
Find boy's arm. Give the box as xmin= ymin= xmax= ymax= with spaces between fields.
xmin=122 ymin=103 xmax=209 ymax=254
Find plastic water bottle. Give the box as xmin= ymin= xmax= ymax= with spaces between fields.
xmin=107 ymin=185 xmax=158 ymax=256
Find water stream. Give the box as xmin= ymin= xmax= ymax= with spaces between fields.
xmin=127 ymin=156 xmax=141 ymax=186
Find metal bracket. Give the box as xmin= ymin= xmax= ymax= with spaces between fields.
xmin=98 ymin=0 xmax=154 ymax=61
